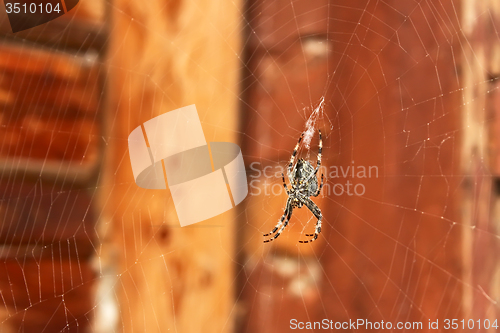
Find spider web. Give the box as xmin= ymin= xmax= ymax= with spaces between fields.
xmin=0 ymin=0 xmax=499 ymax=332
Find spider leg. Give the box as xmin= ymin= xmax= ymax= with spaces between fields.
xmin=312 ymin=173 xmax=324 ymax=197
xmin=288 ymin=132 xmax=304 ymax=180
xmin=263 ymin=199 xmax=290 ymax=237
xmin=282 ymin=172 xmax=289 ymax=195
xmin=312 ymin=129 xmax=323 ymax=177
xmin=316 ymin=129 xmax=322 ymax=169
xmin=299 ymin=198 xmax=322 ymax=243
xmin=264 ymin=206 xmax=293 ymax=243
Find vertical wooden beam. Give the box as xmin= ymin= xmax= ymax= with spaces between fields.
xmin=0 ymin=5 xmax=106 ymax=328
xmin=462 ymin=0 xmax=500 ymax=325
xmin=239 ymin=1 xmax=332 ymax=331
xmin=241 ymin=0 xmax=465 ymax=331
xmin=103 ymin=0 xmax=242 ymax=332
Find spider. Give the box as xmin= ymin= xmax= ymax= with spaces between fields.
xmin=263 ymin=129 xmax=324 ymax=243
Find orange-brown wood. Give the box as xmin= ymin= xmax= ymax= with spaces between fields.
xmin=461 ymin=0 xmax=500 ymax=324
xmin=0 ymin=44 xmax=101 ymax=168
xmin=240 ymin=1 xmax=465 ymax=332
xmin=101 ymin=0 xmax=242 ymax=332
xmin=0 ymin=180 xmax=97 ymax=254
xmin=0 ymin=258 xmax=95 ymax=331
xmin=0 ymin=2 xmax=106 ymax=332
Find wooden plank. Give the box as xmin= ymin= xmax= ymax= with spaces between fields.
xmin=319 ymin=0 xmax=462 ymax=325
xmin=240 ymin=0 xmax=464 ymax=331
xmin=0 ymin=179 xmax=97 ymax=256
xmin=0 ymin=42 xmax=102 ymax=181
xmin=462 ymin=0 xmax=500 ymax=325
xmin=0 ymin=2 xmax=106 ymax=332
xmin=243 ymin=0 xmax=331 ymax=159
xmin=239 ymin=1 xmax=336 ymax=331
xmin=102 ymin=0 xmax=242 ymax=332
xmin=242 ymin=0 xmax=332 ymax=254
xmin=0 ymin=5 xmax=106 ymax=332
xmin=0 ymin=258 xmax=95 ymax=332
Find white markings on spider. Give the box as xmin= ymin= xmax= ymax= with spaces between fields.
xmin=302 ymin=97 xmax=324 ymax=149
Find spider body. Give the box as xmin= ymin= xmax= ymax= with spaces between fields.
xmin=291 ymin=159 xmax=318 ymax=202
xmin=264 ymin=130 xmax=324 ymax=243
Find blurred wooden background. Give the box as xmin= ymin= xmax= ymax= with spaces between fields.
xmin=239 ymin=1 xmax=500 ymax=332
xmin=0 ymin=0 xmax=498 ymax=332
xmin=239 ymin=0 xmax=499 ymax=331
xmin=0 ymin=1 xmax=105 ymax=331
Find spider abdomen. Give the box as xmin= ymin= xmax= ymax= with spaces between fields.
xmin=306 ymin=179 xmax=318 ymax=196
xmin=294 ymin=159 xmax=318 ymax=197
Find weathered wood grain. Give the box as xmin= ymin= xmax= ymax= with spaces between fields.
xmin=101 ymin=0 xmax=242 ymax=332
xmin=240 ymin=1 xmax=466 ymax=332
xmin=0 ymin=5 xmax=106 ymax=332
xmin=0 ymin=43 xmax=102 ymax=180
xmin=461 ymin=0 xmax=500 ymax=326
